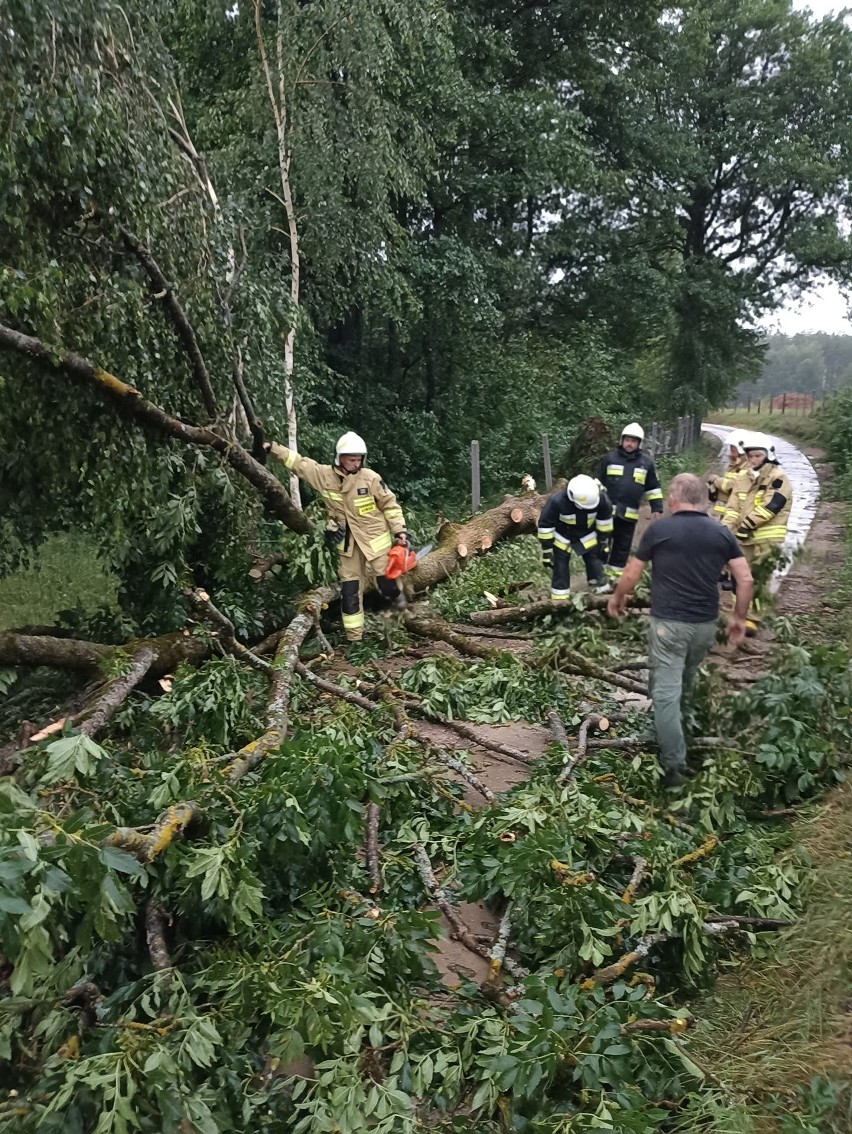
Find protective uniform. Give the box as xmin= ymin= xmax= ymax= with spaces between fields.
xmin=593 ymin=425 xmax=663 ymax=578
xmin=708 ymin=431 xmax=749 ymax=520
xmin=721 ymin=433 xmax=792 ymax=631
xmin=270 ymin=439 xmax=407 ymax=641
xmin=537 ymin=476 xmax=614 ymax=600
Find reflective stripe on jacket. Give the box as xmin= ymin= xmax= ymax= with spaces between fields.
xmin=710 ymin=457 xmax=747 ymax=517
xmin=721 ymin=461 xmax=792 ymax=543
xmin=537 ymin=488 xmax=614 ymax=556
xmin=269 ymin=444 xmax=407 ymax=561
xmin=593 ymin=447 xmax=663 ymax=519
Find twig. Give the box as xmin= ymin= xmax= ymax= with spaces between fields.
xmin=436 ymin=718 xmax=537 ymax=766
xmin=546 ymin=709 xmax=569 ymax=747
xmin=403 ymin=612 xmax=500 ymax=661
xmin=145 ymin=901 xmax=172 ymax=972
xmin=412 ymin=845 xmax=527 ymax=980
xmin=621 ymin=856 xmax=648 ymax=905
xmin=105 ymin=801 xmax=202 ymax=863
xmin=558 ymin=712 xmax=634 ymax=784
xmin=489 ymin=903 xmax=514 ymax=975
xmin=294 ymin=663 xmax=376 ymax=712
xmin=365 ymin=803 xmax=382 ymax=894
xmin=118 ymin=225 xmax=219 ymax=421
xmin=184 ymin=588 xmax=273 ymax=674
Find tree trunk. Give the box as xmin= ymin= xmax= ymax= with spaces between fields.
xmin=408 ymin=490 xmax=551 ymax=593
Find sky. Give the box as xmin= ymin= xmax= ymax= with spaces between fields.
xmin=764 ymin=0 xmax=852 ymax=336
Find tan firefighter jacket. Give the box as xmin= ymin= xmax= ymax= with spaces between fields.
xmin=721 ymin=460 xmax=792 ymax=544
xmin=270 ymin=443 xmax=407 ymax=561
xmin=709 ymin=456 xmax=748 ymax=519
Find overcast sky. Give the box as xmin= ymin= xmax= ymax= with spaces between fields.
xmin=765 ymin=1 xmax=851 ymax=336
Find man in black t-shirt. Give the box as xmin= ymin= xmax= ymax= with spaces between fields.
xmin=607 ymin=473 xmax=753 ymax=787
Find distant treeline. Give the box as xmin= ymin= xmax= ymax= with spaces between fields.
xmin=736 ymin=335 xmax=852 ymax=402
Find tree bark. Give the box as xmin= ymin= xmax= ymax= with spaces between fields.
xmin=408 ymin=491 xmax=552 ymax=593
xmin=0 ymin=630 xmax=210 ymax=675
xmin=469 ymin=594 xmax=649 ymax=626
xmin=223 ymin=586 xmax=337 ymax=781
xmin=77 ymin=647 xmax=158 ymax=737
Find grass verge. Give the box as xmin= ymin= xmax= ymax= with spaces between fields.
xmin=707 ymin=408 xmax=822 ymax=448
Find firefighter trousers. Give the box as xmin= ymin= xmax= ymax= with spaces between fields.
xmin=605 ymin=517 xmax=636 ymax=578
xmin=338 ymin=545 xmax=400 ymax=641
xmin=550 ymin=546 xmax=606 ymax=601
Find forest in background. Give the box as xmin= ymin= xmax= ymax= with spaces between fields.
xmin=3 ymin=0 xmax=852 ymax=642
xmin=739 ymin=333 xmax=852 ymax=402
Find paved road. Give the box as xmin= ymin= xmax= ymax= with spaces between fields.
xmin=701 ymin=423 xmax=820 ymax=590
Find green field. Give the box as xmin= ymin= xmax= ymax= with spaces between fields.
xmin=707 ymin=406 xmax=822 ymax=447
xmin=0 ymin=533 xmax=118 ymax=631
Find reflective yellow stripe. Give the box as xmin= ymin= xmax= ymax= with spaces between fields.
xmin=596 ymin=518 xmax=613 ymax=533
xmin=553 ymin=536 xmax=570 ymax=550
xmin=752 ymin=526 xmax=787 ymax=542
xmin=355 ymin=498 xmax=377 ymax=515
xmin=342 ymin=611 xmax=364 ymax=629
xmin=633 ymin=469 xmax=647 ymax=484
xmin=643 ymin=489 xmax=663 ymax=501
xmin=321 ymin=489 xmax=343 ymax=501
xmin=624 ymin=508 xmax=639 ymax=521
xmin=753 ymin=504 xmax=773 ymax=520
xmin=580 ymin=532 xmax=597 ymax=550
xmin=537 ymin=528 xmax=555 ymax=538
xmin=559 ymin=514 xmax=577 ymax=524
xmin=551 ymin=591 xmax=571 ymax=602
xmin=713 ymin=503 xmax=726 ymax=515
xmin=606 ymin=565 xmax=624 ymax=577
xmin=606 ymin=464 xmax=623 ymax=476
xmin=283 ymin=450 xmax=298 ymax=470
xmin=369 ymin=531 xmax=393 ymax=554
xmin=383 ymin=508 xmax=404 ymax=521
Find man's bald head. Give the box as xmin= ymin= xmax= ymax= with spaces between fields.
xmin=667 ymin=472 xmax=709 ymax=511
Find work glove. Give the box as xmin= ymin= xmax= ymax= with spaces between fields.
xmin=324 ymin=525 xmax=346 ymax=549
xmin=393 ymin=532 xmax=409 ymax=547
xmin=707 ymin=482 xmax=718 ymax=502
xmin=736 ymin=517 xmax=757 ymax=541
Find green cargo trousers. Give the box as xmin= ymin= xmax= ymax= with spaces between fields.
xmin=648 ymin=617 xmax=717 ymax=773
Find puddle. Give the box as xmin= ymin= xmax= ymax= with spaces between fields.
xmin=701 ymin=424 xmax=820 ymax=591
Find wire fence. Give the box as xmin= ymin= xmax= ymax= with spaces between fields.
xmin=726 ymin=392 xmax=817 ymax=416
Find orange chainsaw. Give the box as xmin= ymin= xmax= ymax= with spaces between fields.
xmin=385 ymin=541 xmax=432 ymax=580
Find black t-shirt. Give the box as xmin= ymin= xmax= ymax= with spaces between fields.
xmin=635 ymin=511 xmax=743 ymax=622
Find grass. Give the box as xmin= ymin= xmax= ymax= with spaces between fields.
xmin=687 ymin=783 xmax=852 ymax=1132
xmin=0 ymin=532 xmax=119 ymax=631
xmin=707 ymin=407 xmax=822 ymax=448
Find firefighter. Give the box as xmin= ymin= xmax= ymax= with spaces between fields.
xmin=593 ymin=423 xmax=664 ymax=585
xmin=707 ymin=430 xmax=749 ymax=520
xmin=269 ymin=432 xmax=408 ymax=641
xmin=537 ymin=475 xmax=614 ymax=600
xmin=721 ymin=432 xmax=792 ymax=634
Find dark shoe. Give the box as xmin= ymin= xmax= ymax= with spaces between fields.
xmin=662 ymin=765 xmax=697 ymax=789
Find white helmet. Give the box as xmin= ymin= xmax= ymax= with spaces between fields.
xmin=743 ymin=431 xmax=771 ymax=455
xmin=567 ymin=474 xmax=601 ymax=510
xmin=729 ymin=430 xmax=748 ymax=455
xmin=621 ymin=422 xmax=644 ymax=444
xmin=334 ymin=431 xmax=367 ymax=460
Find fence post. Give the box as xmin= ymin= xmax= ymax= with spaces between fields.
xmin=747 ymin=397 xmax=752 ymax=413
xmin=541 ymin=433 xmax=552 ymax=490
xmin=781 ymin=392 xmax=787 ymax=415
xmin=757 ymin=398 xmax=761 ymax=414
xmin=470 ymin=440 xmax=480 ymax=513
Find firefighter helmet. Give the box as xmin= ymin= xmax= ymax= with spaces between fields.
xmin=335 ymin=431 xmax=367 ymax=460
xmin=729 ymin=430 xmax=749 ymax=455
xmin=621 ymin=422 xmax=645 ymax=444
xmin=567 ymin=474 xmax=601 ymax=510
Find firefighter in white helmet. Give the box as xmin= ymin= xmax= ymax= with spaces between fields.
xmin=721 ymin=431 xmax=792 ymax=634
xmin=537 ymin=475 xmax=614 ymax=599
xmin=593 ymin=423 xmax=663 ymax=584
xmin=708 ymin=430 xmax=750 ymax=520
xmin=269 ymin=432 xmax=408 ymax=641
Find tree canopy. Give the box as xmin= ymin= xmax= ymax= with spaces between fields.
xmin=2 ymin=0 xmax=852 ymax=630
